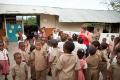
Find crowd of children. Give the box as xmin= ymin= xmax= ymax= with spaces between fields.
xmin=0 ymin=27 xmax=120 ymax=80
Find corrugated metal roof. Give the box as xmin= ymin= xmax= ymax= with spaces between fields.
xmin=58 ymin=8 xmax=120 ymax=23
xmin=0 ymin=4 xmax=59 ymax=15
xmin=0 ymin=4 xmax=120 ymax=23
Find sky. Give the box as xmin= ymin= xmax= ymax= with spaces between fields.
xmin=0 ymin=0 xmax=112 ymax=10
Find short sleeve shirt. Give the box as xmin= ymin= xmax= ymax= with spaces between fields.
xmin=56 ymin=53 xmax=80 ymax=72
xmin=11 ymin=62 xmax=28 ymax=80
xmin=0 ymin=49 xmax=8 ymax=60
xmin=109 ymin=63 xmax=120 ymax=80
xmin=56 ymin=54 xmax=80 ymax=80
xmin=31 ymin=48 xmax=48 ymax=71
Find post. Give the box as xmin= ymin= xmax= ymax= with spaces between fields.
xmin=4 ymin=15 xmax=8 ymax=38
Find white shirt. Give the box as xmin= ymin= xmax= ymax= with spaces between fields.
xmin=73 ymin=41 xmax=87 ymax=54
xmin=78 ymin=43 xmax=87 ymax=52
xmin=58 ymin=42 xmax=65 ymax=53
xmin=73 ymin=41 xmax=80 ymax=54
xmin=53 ymin=33 xmax=59 ymax=40
xmin=0 ymin=49 xmax=8 ymax=60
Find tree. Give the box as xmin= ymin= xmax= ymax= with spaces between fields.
xmin=109 ymin=0 xmax=120 ymax=11
xmin=24 ymin=17 xmax=36 ymax=25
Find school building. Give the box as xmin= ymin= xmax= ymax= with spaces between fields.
xmin=0 ymin=4 xmax=120 ymax=41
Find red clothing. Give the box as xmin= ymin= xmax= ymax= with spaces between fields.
xmin=0 ymin=60 xmax=9 ymax=75
xmin=78 ymin=59 xmax=87 ymax=80
xmin=79 ymin=34 xmax=89 ymax=46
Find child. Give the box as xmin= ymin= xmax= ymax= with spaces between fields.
xmin=77 ymin=49 xmax=87 ymax=80
xmin=100 ymin=43 xmax=109 ymax=80
xmin=11 ymin=52 xmax=28 ymax=80
xmin=48 ymin=39 xmax=61 ymax=80
xmin=29 ymin=45 xmax=36 ymax=80
xmin=77 ymin=37 xmax=87 ymax=53
xmin=18 ymin=42 xmax=29 ymax=63
xmin=108 ymin=52 xmax=120 ymax=80
xmin=86 ymin=45 xmax=101 ymax=80
xmin=0 ymin=40 xmax=10 ymax=80
xmin=30 ymin=39 xmax=48 ymax=80
xmin=55 ymin=41 xmax=80 ymax=80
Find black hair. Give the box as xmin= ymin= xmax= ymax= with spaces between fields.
xmin=78 ymin=37 xmax=83 ymax=44
xmin=63 ymin=41 xmax=75 ymax=53
xmin=30 ymin=45 xmax=35 ymax=52
xmin=89 ymin=45 xmax=97 ymax=55
xmin=67 ymin=37 xmax=73 ymax=42
xmin=91 ymin=41 xmax=100 ymax=49
xmin=50 ymin=39 xmax=58 ymax=48
xmin=77 ymin=49 xmax=85 ymax=59
xmin=61 ymin=34 xmax=67 ymax=42
xmin=0 ymin=40 xmax=4 ymax=46
xmin=14 ymin=52 xmax=21 ymax=59
xmin=72 ymin=34 xmax=78 ymax=41
xmin=100 ymin=43 xmax=108 ymax=50
xmin=18 ymin=41 xmax=25 ymax=47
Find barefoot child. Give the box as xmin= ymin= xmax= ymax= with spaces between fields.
xmin=55 ymin=41 xmax=80 ymax=80
xmin=77 ymin=49 xmax=87 ymax=80
xmin=30 ymin=39 xmax=48 ymax=80
xmin=11 ymin=52 xmax=28 ymax=80
xmin=0 ymin=40 xmax=10 ymax=80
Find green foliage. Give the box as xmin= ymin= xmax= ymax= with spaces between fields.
xmin=24 ymin=17 xmax=36 ymax=25
xmin=84 ymin=23 xmax=105 ymax=27
xmin=110 ymin=0 xmax=120 ymax=11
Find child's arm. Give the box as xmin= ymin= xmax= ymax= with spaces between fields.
xmin=6 ymin=54 xmax=10 ymax=65
xmin=83 ymin=62 xmax=88 ymax=80
xmin=75 ymin=70 xmax=78 ymax=80
xmin=83 ymin=69 xmax=88 ymax=80
xmin=25 ymin=64 xmax=28 ymax=80
xmin=108 ymin=65 xmax=113 ymax=80
xmin=75 ymin=57 xmax=80 ymax=80
xmin=12 ymin=75 xmax=16 ymax=80
xmin=11 ymin=67 xmax=16 ymax=80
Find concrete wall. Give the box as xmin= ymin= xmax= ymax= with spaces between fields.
xmin=58 ymin=22 xmax=82 ymax=32
xmin=40 ymin=14 xmax=57 ymax=28
xmin=40 ymin=14 xmax=83 ymax=32
xmin=40 ymin=14 xmax=104 ymax=33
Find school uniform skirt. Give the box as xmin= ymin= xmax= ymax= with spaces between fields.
xmin=0 ymin=60 xmax=9 ymax=75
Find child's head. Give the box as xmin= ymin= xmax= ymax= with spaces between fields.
xmin=35 ymin=39 xmax=42 ymax=50
xmin=0 ymin=40 xmax=4 ymax=51
xmin=63 ymin=41 xmax=75 ymax=53
xmin=89 ymin=45 xmax=97 ymax=55
xmin=61 ymin=34 xmax=67 ymax=42
xmin=50 ymin=39 xmax=58 ymax=48
xmin=77 ymin=49 xmax=85 ymax=59
xmin=18 ymin=41 xmax=25 ymax=51
xmin=72 ymin=34 xmax=78 ymax=41
xmin=100 ymin=43 xmax=108 ymax=50
xmin=91 ymin=41 xmax=100 ymax=49
xmin=116 ymin=52 xmax=120 ymax=64
xmin=111 ymin=35 xmax=115 ymax=41
xmin=78 ymin=37 xmax=83 ymax=44
xmin=102 ymin=38 xmax=107 ymax=43
xmin=14 ymin=52 xmax=22 ymax=64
